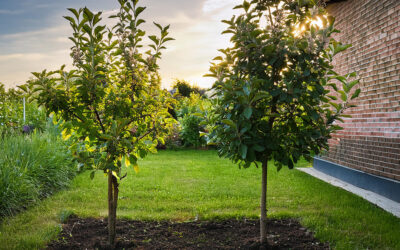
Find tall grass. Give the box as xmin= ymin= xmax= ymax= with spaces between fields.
xmin=0 ymin=132 xmax=75 ymax=218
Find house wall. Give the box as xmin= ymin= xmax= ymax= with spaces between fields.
xmin=323 ymin=0 xmax=400 ymax=181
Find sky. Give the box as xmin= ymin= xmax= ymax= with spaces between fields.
xmin=0 ymin=0 xmax=242 ymax=90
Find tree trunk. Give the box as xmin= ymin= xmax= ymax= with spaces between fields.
xmin=260 ymin=159 xmax=268 ymax=244
xmin=108 ymin=171 xmax=119 ymax=248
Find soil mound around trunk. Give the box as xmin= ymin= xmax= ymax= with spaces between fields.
xmin=47 ymin=216 xmax=329 ymax=249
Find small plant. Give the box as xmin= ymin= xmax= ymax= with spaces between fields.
xmin=59 ymin=210 xmax=76 ymax=224
xmin=206 ymin=0 xmax=360 ymax=244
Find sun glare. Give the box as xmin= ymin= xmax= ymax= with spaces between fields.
xmin=293 ymin=15 xmax=327 ymax=37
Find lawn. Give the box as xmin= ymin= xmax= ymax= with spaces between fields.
xmin=0 ymin=150 xmax=399 ymax=249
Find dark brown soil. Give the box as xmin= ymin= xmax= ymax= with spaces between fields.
xmin=47 ymin=216 xmax=329 ymax=249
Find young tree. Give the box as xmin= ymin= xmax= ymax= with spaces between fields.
xmin=206 ymin=0 xmax=360 ymax=245
xmin=30 ymin=0 xmax=174 ymax=246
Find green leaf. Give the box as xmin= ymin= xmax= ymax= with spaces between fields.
xmin=243 ymin=85 xmax=250 ymax=96
xmin=327 ymin=95 xmax=337 ymax=100
xmin=192 ymin=113 xmax=203 ymax=117
xmin=339 ymin=90 xmax=347 ymax=102
xmin=253 ymin=145 xmax=265 ymax=152
xmin=135 ymin=6 xmax=146 ymax=17
xmin=136 ymin=19 xmax=146 ymax=26
xmin=64 ymin=16 xmax=76 ymax=24
xmin=148 ymin=35 xmax=159 ymax=45
xmin=252 ymin=91 xmax=269 ymax=103
xmin=94 ymin=25 xmax=106 ymax=35
xmin=243 ymin=107 xmax=252 ymax=119
xmin=153 ymin=21 xmax=162 ymax=30
xmin=239 ymin=144 xmax=248 ymax=159
xmin=329 ymin=102 xmax=340 ymax=111
xmin=133 ymin=163 xmax=139 ymax=173
xmin=348 ymin=80 xmax=359 ymax=90
xmin=82 ymin=24 xmax=92 ymax=34
xmin=90 ymin=171 xmax=95 ymax=180
xmin=83 ymin=7 xmax=94 ymax=21
xmin=351 ymin=89 xmax=361 ymax=100
xmin=343 ymin=83 xmax=349 ymax=93
xmin=67 ymin=8 xmax=80 ymax=19
xmin=243 ymin=1 xmax=250 ymax=12
xmin=222 ymin=119 xmax=236 ymax=128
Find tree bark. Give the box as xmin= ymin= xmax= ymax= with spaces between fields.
xmin=260 ymin=159 xmax=268 ymax=244
xmin=108 ymin=171 xmax=119 ymax=248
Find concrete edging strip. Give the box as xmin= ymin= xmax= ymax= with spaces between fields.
xmin=298 ymin=167 xmax=400 ymax=218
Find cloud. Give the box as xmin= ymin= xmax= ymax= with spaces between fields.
xmin=0 ymin=53 xmax=48 ymax=61
xmin=202 ymin=0 xmax=241 ymax=13
xmin=0 ymin=9 xmax=24 ymax=15
xmin=0 ymin=26 xmax=67 ymax=40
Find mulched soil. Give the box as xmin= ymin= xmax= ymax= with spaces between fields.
xmin=47 ymin=216 xmax=330 ymax=249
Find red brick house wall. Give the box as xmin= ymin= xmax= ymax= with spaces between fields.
xmin=322 ymin=0 xmax=400 ymax=181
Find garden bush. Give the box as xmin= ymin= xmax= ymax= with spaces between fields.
xmin=0 ymin=131 xmax=75 ymax=218
xmin=175 ymin=93 xmax=211 ymax=148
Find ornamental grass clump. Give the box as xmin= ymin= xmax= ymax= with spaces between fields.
xmin=0 ymin=132 xmax=75 ymax=218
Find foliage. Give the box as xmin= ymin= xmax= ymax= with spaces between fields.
xmin=207 ymin=0 xmax=360 ymax=171
xmin=0 ymin=83 xmax=47 ymax=136
xmin=172 ymin=79 xmax=206 ymax=98
xmin=176 ymin=93 xmax=211 ymax=148
xmin=206 ymin=0 xmax=360 ymax=243
xmin=29 ymin=0 xmax=174 ymax=245
xmin=0 ymin=131 xmax=75 ymax=218
xmin=162 ymin=123 xmax=182 ymax=149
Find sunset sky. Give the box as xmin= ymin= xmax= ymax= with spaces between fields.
xmin=0 ymin=0 xmax=242 ymax=89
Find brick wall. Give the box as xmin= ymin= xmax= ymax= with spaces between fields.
xmin=322 ymin=0 xmax=400 ymax=181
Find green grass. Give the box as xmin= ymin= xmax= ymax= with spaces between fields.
xmin=0 ymin=150 xmax=399 ymax=249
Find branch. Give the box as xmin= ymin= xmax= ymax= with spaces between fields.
xmin=138 ymin=129 xmax=153 ymax=141
xmin=94 ymin=108 xmax=106 ymax=134
xmin=267 ymin=6 xmax=274 ymax=27
xmin=65 ymin=106 xmax=85 ymax=123
xmin=137 ymin=119 xmax=157 ymax=141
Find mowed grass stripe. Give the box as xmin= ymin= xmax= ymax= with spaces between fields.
xmin=0 ymin=150 xmax=399 ymax=249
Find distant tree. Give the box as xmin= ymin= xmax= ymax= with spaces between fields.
xmin=30 ymin=0 xmax=174 ymax=247
xmin=172 ymin=79 xmax=206 ymax=98
xmin=206 ymin=0 xmax=360 ymax=245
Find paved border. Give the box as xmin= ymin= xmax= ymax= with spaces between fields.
xmin=313 ymin=157 xmax=400 ymax=202
xmin=298 ymin=167 xmax=400 ymax=218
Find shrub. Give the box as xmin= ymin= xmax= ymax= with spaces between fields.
xmin=179 ymin=115 xmax=205 ymax=147
xmin=175 ymin=93 xmax=211 ymax=148
xmin=0 ymin=132 xmax=75 ymax=218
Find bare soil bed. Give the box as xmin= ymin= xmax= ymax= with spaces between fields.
xmin=47 ymin=216 xmax=329 ymax=249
